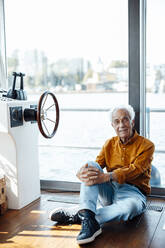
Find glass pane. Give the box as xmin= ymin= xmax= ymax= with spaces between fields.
xmin=5 ymin=0 xmax=128 ymax=182
xmin=146 ymin=0 xmax=165 ymax=186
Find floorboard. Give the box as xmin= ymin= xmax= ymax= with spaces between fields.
xmin=0 ymin=192 xmax=165 ymax=248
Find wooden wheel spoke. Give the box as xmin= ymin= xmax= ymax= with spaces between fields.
xmin=46 ymin=117 xmax=56 ymax=124
xmin=45 ymin=103 xmax=56 ymax=111
xmin=41 ymin=94 xmax=48 ymax=111
xmin=42 ymin=120 xmax=51 ymax=136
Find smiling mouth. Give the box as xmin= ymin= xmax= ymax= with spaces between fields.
xmin=119 ymin=129 xmax=128 ymax=132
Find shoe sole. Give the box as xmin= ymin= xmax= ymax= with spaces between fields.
xmin=77 ymin=228 xmax=102 ymax=245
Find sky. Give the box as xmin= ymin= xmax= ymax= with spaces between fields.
xmin=4 ymin=0 xmax=128 ymax=64
xmin=4 ymin=0 xmax=165 ymax=65
xmin=147 ymin=0 xmax=165 ymax=64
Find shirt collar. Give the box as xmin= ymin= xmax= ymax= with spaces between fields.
xmin=118 ymin=129 xmax=139 ymax=146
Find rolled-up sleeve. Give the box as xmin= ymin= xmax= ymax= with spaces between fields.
xmin=95 ymin=145 xmax=106 ymax=169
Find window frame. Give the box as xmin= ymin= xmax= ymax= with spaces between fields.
xmin=0 ymin=0 xmax=7 ymax=88
xmin=128 ymin=0 xmax=165 ymax=197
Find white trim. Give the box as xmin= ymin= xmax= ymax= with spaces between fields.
xmin=0 ymin=0 xmax=7 ymax=89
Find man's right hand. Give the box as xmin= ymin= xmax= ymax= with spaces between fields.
xmin=76 ymin=163 xmax=89 ymax=182
xmin=76 ymin=163 xmax=116 ymax=185
xmin=76 ymin=163 xmax=99 ymax=183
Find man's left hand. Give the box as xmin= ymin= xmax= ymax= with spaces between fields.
xmin=85 ymin=168 xmax=110 ymax=186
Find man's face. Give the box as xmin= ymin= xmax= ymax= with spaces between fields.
xmin=111 ymin=109 xmax=134 ymax=142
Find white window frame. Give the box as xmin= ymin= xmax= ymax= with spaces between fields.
xmin=0 ymin=0 xmax=7 ymax=89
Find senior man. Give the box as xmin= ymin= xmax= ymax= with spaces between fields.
xmin=49 ymin=105 xmax=155 ymax=245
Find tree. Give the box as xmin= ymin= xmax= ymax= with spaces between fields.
xmin=110 ymin=60 xmax=128 ymax=68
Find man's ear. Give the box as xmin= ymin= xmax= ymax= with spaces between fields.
xmin=132 ymin=119 xmax=135 ymax=127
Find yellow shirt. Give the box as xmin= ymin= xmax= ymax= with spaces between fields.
xmin=95 ymin=130 xmax=155 ymax=195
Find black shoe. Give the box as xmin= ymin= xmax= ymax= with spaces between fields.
xmin=49 ymin=207 xmax=81 ymax=225
xmin=77 ymin=209 xmax=102 ymax=245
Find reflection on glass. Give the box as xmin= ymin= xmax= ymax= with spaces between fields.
xmin=5 ymin=0 xmax=128 ymax=181
xmin=146 ymin=0 xmax=165 ymax=186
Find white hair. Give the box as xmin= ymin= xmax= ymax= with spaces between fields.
xmin=109 ymin=104 xmax=135 ymax=122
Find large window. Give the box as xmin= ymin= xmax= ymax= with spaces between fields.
xmin=5 ymin=0 xmax=128 ymax=182
xmin=146 ymin=0 xmax=165 ymax=186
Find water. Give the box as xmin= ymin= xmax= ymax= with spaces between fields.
xmin=30 ymin=92 xmax=165 ymax=185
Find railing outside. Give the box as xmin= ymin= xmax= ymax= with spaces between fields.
xmin=39 ymin=107 xmax=165 ymax=154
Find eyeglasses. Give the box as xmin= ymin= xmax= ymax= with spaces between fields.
xmin=112 ymin=116 xmax=131 ymax=126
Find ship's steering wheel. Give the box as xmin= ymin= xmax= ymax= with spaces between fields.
xmin=24 ymin=91 xmax=59 ymax=138
xmin=37 ymin=91 xmax=59 ymax=138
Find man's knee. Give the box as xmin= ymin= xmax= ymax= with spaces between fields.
xmin=87 ymin=161 xmax=103 ymax=171
xmin=116 ymin=199 xmax=142 ymax=221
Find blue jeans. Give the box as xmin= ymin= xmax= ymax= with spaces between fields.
xmin=79 ymin=161 xmax=147 ymax=225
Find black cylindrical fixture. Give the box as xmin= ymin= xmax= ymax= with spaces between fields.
xmin=24 ymin=108 xmax=37 ymax=122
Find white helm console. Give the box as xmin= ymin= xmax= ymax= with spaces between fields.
xmin=0 ymin=73 xmax=59 ymax=209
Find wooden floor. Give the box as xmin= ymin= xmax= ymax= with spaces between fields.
xmin=0 ymin=191 xmax=165 ymax=248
